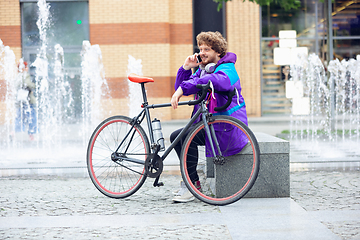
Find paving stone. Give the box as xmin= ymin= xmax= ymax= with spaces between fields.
xmin=291 ymin=170 xmax=360 ymax=240
xmin=0 ymin=170 xmax=359 ymax=239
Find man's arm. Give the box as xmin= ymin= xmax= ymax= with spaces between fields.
xmin=172 ymin=53 xmax=202 ymax=108
xmin=171 ymin=87 xmax=183 ymax=109
xmin=174 ymin=53 xmax=201 ymax=90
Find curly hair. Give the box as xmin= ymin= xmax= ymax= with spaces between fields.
xmin=196 ymin=31 xmax=228 ymax=58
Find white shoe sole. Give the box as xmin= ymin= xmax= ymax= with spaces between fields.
xmin=172 ymin=196 xmax=195 ymax=203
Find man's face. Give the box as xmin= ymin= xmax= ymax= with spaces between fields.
xmin=199 ymin=44 xmax=220 ymax=65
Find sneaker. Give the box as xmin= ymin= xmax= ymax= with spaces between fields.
xmin=172 ymin=181 xmax=185 ymax=195
xmin=172 ymin=188 xmax=195 ymax=203
xmin=173 ymin=180 xmax=201 ymax=195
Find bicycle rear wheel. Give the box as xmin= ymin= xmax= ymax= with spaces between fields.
xmin=180 ymin=115 xmax=260 ymax=206
xmin=87 ymin=115 xmax=149 ymax=198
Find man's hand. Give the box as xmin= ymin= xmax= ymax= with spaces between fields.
xmin=171 ymin=87 xmax=184 ymax=109
xmin=183 ymin=53 xmax=201 ymax=71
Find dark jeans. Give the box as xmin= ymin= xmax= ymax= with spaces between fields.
xmin=170 ymin=127 xmax=205 ymax=183
xmin=15 ymin=104 xmax=37 ymax=135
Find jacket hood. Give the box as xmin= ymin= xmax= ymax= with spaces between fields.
xmin=217 ymin=52 xmax=237 ymax=66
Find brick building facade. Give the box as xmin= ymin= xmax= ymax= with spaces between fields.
xmin=0 ymin=0 xmax=261 ymax=124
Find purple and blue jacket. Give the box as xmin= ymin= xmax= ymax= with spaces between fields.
xmin=175 ymin=52 xmax=248 ymax=156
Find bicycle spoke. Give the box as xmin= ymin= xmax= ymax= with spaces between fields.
xmin=180 ymin=115 xmax=260 ymax=206
xmin=87 ymin=116 xmax=149 ymax=198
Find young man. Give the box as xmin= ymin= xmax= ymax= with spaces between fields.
xmin=170 ymin=31 xmax=248 ymax=202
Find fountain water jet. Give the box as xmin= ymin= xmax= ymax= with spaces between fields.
xmin=0 ymin=40 xmax=17 ymax=146
xmin=328 ymin=56 xmax=360 ymax=143
xmin=80 ymin=40 xmax=111 ymax=142
xmin=289 ymin=53 xmax=360 ymax=167
xmin=0 ymin=1 xmax=111 ymax=176
xmin=127 ymin=55 xmax=143 ymax=118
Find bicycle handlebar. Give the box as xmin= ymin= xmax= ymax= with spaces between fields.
xmin=147 ymin=81 xmax=236 ymax=111
xmin=188 ymin=81 xmax=211 ymax=106
xmin=188 ymin=81 xmax=236 ymax=112
xmin=213 ymin=88 xmax=236 ymax=112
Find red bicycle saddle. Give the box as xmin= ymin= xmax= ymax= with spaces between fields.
xmin=128 ymin=73 xmax=154 ymax=83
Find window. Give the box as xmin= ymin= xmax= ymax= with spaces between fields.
xmin=21 ymin=1 xmax=89 ymax=121
xmin=261 ymin=0 xmax=360 ymax=115
xmin=22 ymin=1 xmax=89 ymax=48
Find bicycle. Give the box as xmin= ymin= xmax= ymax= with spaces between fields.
xmin=86 ymin=73 xmax=260 ymax=206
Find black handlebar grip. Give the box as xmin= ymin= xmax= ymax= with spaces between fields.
xmin=213 ymin=88 xmax=236 ymax=112
xmin=187 ymin=81 xmax=236 ymax=112
xmin=188 ymin=81 xmax=211 ymax=106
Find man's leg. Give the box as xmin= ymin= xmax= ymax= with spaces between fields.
xmin=170 ymin=127 xmax=205 ymax=183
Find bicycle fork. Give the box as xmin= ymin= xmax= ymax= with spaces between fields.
xmin=201 ymin=108 xmax=226 ymax=165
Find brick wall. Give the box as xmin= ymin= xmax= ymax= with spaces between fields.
xmin=89 ymin=0 xmax=194 ymax=121
xmin=0 ymin=0 xmax=262 ymax=126
xmin=0 ymin=0 xmax=21 ymax=57
xmin=0 ymin=0 xmax=21 ymax=26
xmin=90 ymin=0 xmax=261 ymax=120
xmin=226 ymin=1 xmax=261 ymax=117
xmin=0 ymin=0 xmax=22 ymax=124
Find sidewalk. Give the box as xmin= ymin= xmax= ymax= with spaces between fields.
xmin=0 ymin=116 xmax=359 ymax=239
xmin=0 ymin=171 xmax=359 ymax=239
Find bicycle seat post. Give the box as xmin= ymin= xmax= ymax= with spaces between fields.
xmin=139 ymin=82 xmax=155 ymax=142
xmin=140 ymin=83 xmax=148 ymax=107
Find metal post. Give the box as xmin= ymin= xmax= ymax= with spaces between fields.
xmin=315 ymin=0 xmax=319 ymax=55
xmin=327 ymin=0 xmax=333 ymax=61
xmin=327 ymin=0 xmax=335 ymax=132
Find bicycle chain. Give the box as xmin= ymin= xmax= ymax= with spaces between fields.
xmin=213 ymin=156 xmax=226 ymax=165
xmin=145 ymin=154 xmax=163 ymax=178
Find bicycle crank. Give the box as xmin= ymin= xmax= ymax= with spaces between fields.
xmin=213 ymin=155 xmax=226 ymax=165
xmin=145 ymin=154 xmax=163 ymax=178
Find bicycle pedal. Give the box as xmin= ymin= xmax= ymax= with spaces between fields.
xmin=153 ymin=182 xmax=164 ymax=187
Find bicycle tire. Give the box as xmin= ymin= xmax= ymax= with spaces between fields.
xmin=87 ymin=115 xmax=150 ymax=198
xmin=180 ymin=115 xmax=260 ymax=206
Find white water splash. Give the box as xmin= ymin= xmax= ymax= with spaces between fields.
xmin=80 ymin=40 xmax=110 ymax=141
xmin=127 ymin=55 xmax=143 ymax=118
xmin=0 ymin=40 xmax=17 ymax=145
xmin=290 ymin=54 xmax=360 ymax=162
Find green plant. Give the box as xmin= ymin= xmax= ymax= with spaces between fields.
xmin=213 ymin=0 xmax=301 ymax=11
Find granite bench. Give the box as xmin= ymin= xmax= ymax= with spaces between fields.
xmin=209 ymin=132 xmax=290 ymax=198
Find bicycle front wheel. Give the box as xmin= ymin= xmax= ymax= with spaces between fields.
xmin=87 ymin=115 xmax=150 ymax=199
xmin=180 ymin=115 xmax=260 ymax=206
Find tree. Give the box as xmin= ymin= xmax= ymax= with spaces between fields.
xmin=213 ymin=0 xmax=301 ymax=11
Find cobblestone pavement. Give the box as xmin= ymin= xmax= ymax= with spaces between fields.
xmin=0 ymin=174 xmax=231 ymax=239
xmin=1 ymin=225 xmax=231 ymax=240
xmin=0 ymin=170 xmax=359 ymax=239
xmin=290 ymin=170 xmax=360 ymax=240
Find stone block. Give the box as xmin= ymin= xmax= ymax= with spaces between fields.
xmin=213 ymin=132 xmax=290 ymax=198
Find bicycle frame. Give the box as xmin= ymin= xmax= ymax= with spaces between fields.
xmin=113 ymin=82 xmax=221 ymax=166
